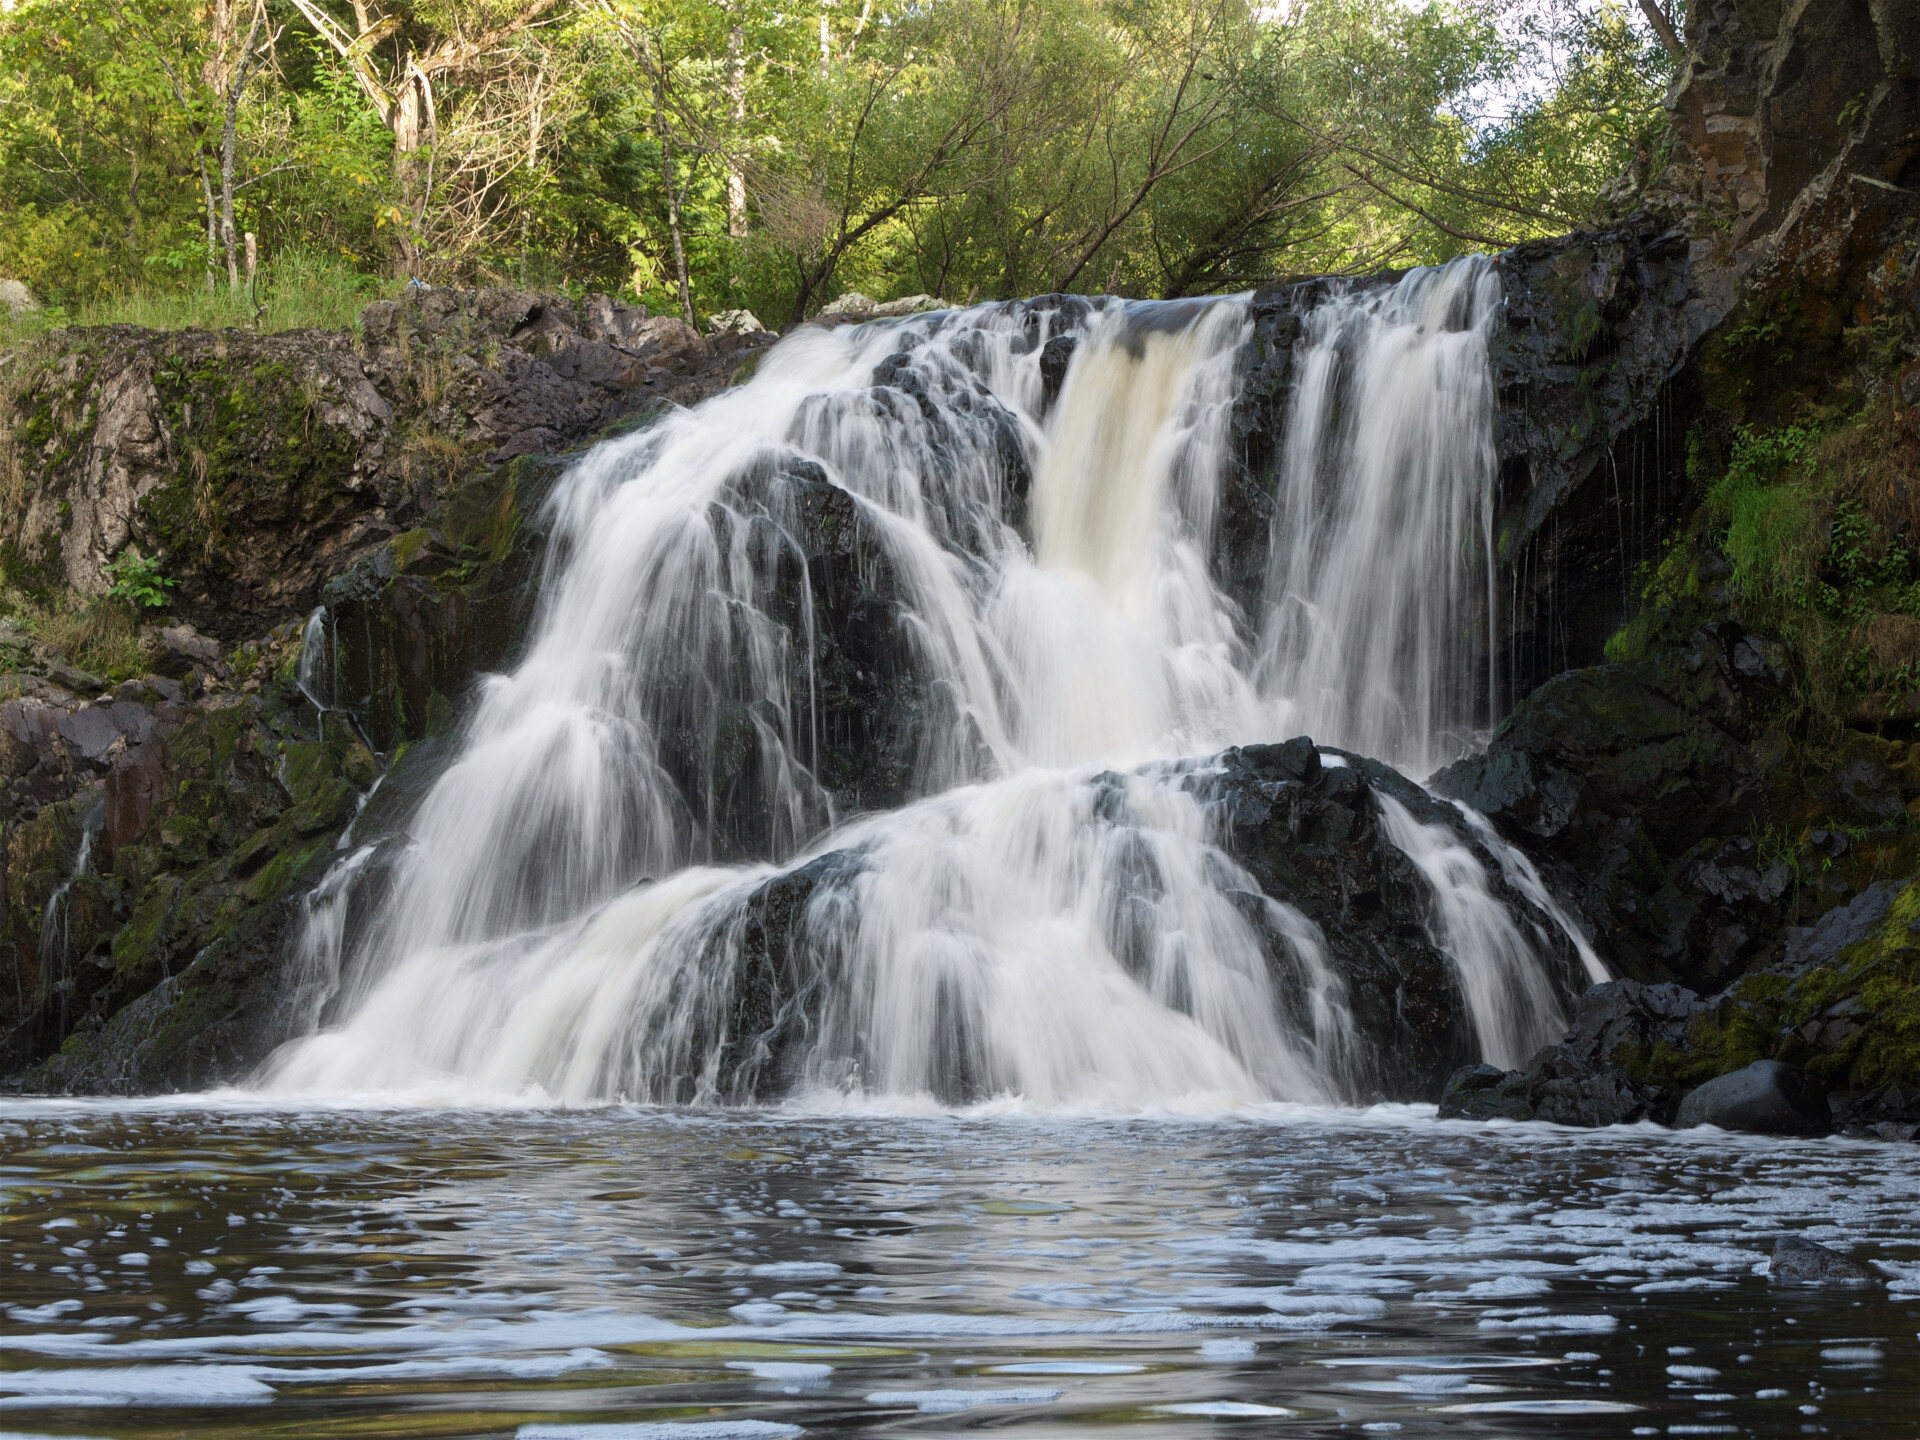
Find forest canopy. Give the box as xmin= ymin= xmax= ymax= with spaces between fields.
xmin=0 ymin=0 xmax=1682 ymax=327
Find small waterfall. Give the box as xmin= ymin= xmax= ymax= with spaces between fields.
xmin=295 ymin=605 xmax=335 ymax=743
xmin=296 ymin=606 xmax=334 ymax=714
xmin=277 ymin=844 xmax=379 ymax=1041
xmin=262 ymin=267 xmax=1594 ymax=1108
xmin=1374 ymin=793 xmax=1566 ymax=1070
xmin=39 ymin=799 xmax=102 ymax=1033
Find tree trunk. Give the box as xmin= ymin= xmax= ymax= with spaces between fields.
xmin=391 ymin=68 xmax=426 ymax=278
xmin=726 ymin=18 xmax=747 ymax=237
xmin=220 ymin=132 xmax=240 ymax=289
xmin=1635 ymin=0 xmax=1684 ymax=58
xmin=218 ymin=2 xmax=270 ymax=292
xmin=654 ymin=51 xmax=696 ymax=325
xmin=197 ymin=155 xmax=220 ymax=295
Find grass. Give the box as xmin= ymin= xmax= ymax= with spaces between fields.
xmin=0 ymin=248 xmax=398 ymax=346
xmin=0 ymin=577 xmax=152 ymax=685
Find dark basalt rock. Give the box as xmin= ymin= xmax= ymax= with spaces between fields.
xmin=1770 ymin=1236 xmax=1881 ymax=1288
xmin=1432 ymin=623 xmax=1796 ymax=991
xmin=1437 ymin=1044 xmax=1647 ymax=1126
xmin=1675 ymin=1059 xmax=1831 ymax=1136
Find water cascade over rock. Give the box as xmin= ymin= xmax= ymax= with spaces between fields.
xmin=263 ymin=261 xmax=1599 ymax=1108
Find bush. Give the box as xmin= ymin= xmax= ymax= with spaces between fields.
xmin=105 ymin=554 xmax=174 ymax=610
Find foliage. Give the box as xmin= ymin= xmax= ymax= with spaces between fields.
xmin=1704 ymin=424 xmax=1823 ymax=607
xmin=0 ymin=0 xmax=1682 ymax=324
xmin=106 ymin=553 xmax=176 ymax=610
xmin=0 ymin=248 xmax=395 ymax=343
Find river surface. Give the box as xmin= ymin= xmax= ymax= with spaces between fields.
xmin=3 ymin=1102 xmax=1917 ymax=1438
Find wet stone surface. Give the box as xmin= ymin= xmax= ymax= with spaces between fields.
xmin=1 ymin=1104 xmax=1917 ymax=1438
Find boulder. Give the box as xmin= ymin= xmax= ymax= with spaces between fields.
xmin=0 ymin=278 xmax=35 ymax=316
xmin=1437 ymin=1045 xmax=1647 ymax=1126
xmin=579 ymin=292 xmax=652 ymax=347
xmin=1431 ymin=624 xmax=1794 ymax=990
xmin=1675 ymin=1059 xmax=1830 ymax=1136
xmin=708 ymin=308 xmax=765 ymax=335
xmin=815 ymin=292 xmax=942 ymax=324
xmin=818 ymin=291 xmax=877 ymax=320
xmin=1769 ymin=1236 xmax=1881 ymax=1287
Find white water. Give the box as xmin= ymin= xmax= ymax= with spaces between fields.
xmin=265 ymin=260 xmax=1588 ymax=1108
xmin=1260 ymin=262 xmax=1503 ymax=776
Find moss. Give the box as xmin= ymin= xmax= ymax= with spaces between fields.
xmin=289 ymin=778 xmax=359 ymax=836
xmin=111 ymin=874 xmax=182 ymax=992
xmin=245 ymin=838 xmax=327 ymax=905
xmin=388 ymin=527 xmax=433 ymax=571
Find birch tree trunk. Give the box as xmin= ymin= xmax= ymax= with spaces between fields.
xmin=726 ymin=16 xmax=747 ymax=237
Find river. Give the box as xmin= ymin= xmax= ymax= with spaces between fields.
xmin=4 ymin=1101 xmax=1916 ymax=1437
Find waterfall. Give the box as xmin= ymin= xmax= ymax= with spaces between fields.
xmin=1258 ymin=260 xmax=1503 ymax=777
xmin=263 ymin=264 xmax=1592 ymax=1108
xmin=39 ymin=798 xmax=102 ymax=1036
xmin=296 ymin=605 xmax=334 ymax=717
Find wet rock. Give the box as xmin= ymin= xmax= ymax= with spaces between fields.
xmin=1038 ymin=335 xmax=1076 ymax=410
xmin=1675 ymin=1059 xmax=1831 ymax=1136
xmin=1437 ymin=1046 xmax=1647 ymax=1126
xmin=1778 ymin=881 xmax=1908 ymax=977
xmin=1562 ymin=978 xmax=1705 ymax=1068
xmin=1769 ymin=1236 xmax=1881 ymax=1287
xmin=1432 ymin=627 xmax=1798 ymax=989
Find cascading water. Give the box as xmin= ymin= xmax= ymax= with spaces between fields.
xmin=39 ymin=798 xmax=102 ymax=1035
xmin=264 ymin=258 xmax=1595 ymax=1108
xmin=1258 ymin=261 xmax=1503 ymax=777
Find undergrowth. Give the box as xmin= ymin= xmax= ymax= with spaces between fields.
xmin=1607 ymin=403 xmax=1920 ymax=736
xmin=0 ymin=575 xmax=152 ymax=684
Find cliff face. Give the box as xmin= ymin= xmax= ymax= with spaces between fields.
xmin=1431 ymin=0 xmax=1920 ymax=1135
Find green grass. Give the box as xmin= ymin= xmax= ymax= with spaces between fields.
xmin=1 ymin=248 xmax=397 ymax=344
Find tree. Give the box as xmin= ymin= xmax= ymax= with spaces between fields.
xmin=284 ymin=0 xmax=568 ymax=273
